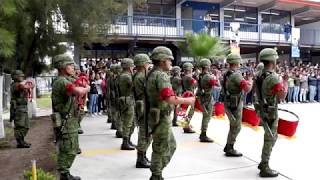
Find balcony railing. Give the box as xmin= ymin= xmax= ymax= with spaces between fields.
xmin=54 ymin=16 xmax=320 ymax=46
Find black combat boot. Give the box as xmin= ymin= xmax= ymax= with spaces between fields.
xmin=116 ymin=131 xmax=123 ymax=138
xmin=136 ymin=151 xmax=151 ymax=168
xmin=121 ymin=138 xmax=135 ymax=150
xmin=60 ymin=172 xmax=81 ymax=180
xmin=78 ymin=128 xmax=84 ymax=134
xmin=183 ymin=126 xmax=195 ymax=134
xmin=107 ymin=117 xmax=112 ymax=123
xmin=128 ymin=135 xmax=136 ymax=147
xmin=223 ymin=144 xmax=242 ymax=157
xmin=199 ymin=131 xmax=213 ymax=143
xmin=16 ymin=139 xmax=30 ymax=148
xmin=77 ymin=148 xmax=82 ymax=154
xmin=258 ymin=162 xmax=279 ymax=177
xmin=150 ymin=174 xmax=164 ymax=180
xmin=110 ymin=123 xmax=117 ymax=130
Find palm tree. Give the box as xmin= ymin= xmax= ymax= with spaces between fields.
xmin=179 ymin=32 xmax=229 ymax=65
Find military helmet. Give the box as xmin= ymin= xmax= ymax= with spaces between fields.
xmin=53 ymin=54 xmax=74 ymax=69
xmin=199 ymin=58 xmax=211 ymax=68
xmin=256 ymin=62 xmax=264 ymax=72
xmin=121 ymin=58 xmax=134 ymax=68
xmin=259 ymin=48 xmax=279 ymax=63
xmin=171 ymin=66 xmax=181 ymax=74
xmin=150 ymin=46 xmax=174 ymax=61
xmin=183 ymin=62 xmax=193 ymax=71
xmin=134 ymin=54 xmax=151 ymax=66
xmin=12 ymin=70 xmax=25 ymax=80
xmin=114 ymin=64 xmax=122 ymax=73
xmin=226 ymin=53 xmax=242 ymax=65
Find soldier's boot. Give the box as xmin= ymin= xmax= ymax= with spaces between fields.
xmin=111 ymin=123 xmax=117 ymax=130
xmin=78 ymin=128 xmax=84 ymax=134
xmin=258 ymin=162 xmax=279 ymax=178
xmin=121 ymin=138 xmax=135 ymax=150
xmin=77 ymin=148 xmax=82 ymax=154
xmin=60 ymin=172 xmax=81 ymax=180
xmin=136 ymin=151 xmax=151 ymax=168
xmin=223 ymin=144 xmax=242 ymax=157
xmin=16 ymin=138 xmax=30 ymax=148
xmin=149 ymin=174 xmax=164 ymax=180
xmin=107 ymin=117 xmax=112 ymax=123
xmin=128 ymin=135 xmax=136 ymax=147
xmin=199 ymin=131 xmax=213 ymax=143
xmin=144 ymin=151 xmax=151 ymax=163
xmin=116 ymin=131 xmax=123 ymax=138
xmin=183 ymin=126 xmax=195 ymax=134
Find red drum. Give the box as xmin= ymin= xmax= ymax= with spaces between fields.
xmin=180 ymin=91 xmax=195 ymax=111
xmin=242 ymin=107 xmax=260 ymax=127
xmin=277 ymin=109 xmax=299 ymax=137
xmin=214 ymin=102 xmax=224 ymax=117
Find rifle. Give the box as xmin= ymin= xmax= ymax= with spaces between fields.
xmin=10 ymin=101 xmax=16 ymax=123
xmin=197 ymin=73 xmax=208 ymax=114
xmin=56 ymin=96 xmax=75 ymax=140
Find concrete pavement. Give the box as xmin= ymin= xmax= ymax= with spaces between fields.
xmin=70 ymin=102 xmax=320 ymax=180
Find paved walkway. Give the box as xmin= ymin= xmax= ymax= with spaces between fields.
xmin=70 ymin=102 xmax=319 ymax=180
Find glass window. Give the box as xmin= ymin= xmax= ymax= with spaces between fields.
xmin=162 ymin=0 xmax=175 ymax=5
xmin=134 ymin=1 xmax=176 ymax=18
xmin=148 ymin=4 xmax=161 ymax=16
xmin=162 ymin=5 xmax=175 ymax=17
xmin=224 ymin=5 xmax=257 ymax=24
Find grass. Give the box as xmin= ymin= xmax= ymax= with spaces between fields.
xmin=36 ymin=95 xmax=52 ymax=109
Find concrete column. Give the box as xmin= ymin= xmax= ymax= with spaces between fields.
xmin=258 ymin=12 xmax=262 ymax=41
xmin=127 ymin=0 xmax=133 ymax=35
xmin=219 ymin=8 xmax=224 ymax=38
xmin=290 ymin=14 xmax=295 ymax=27
xmin=176 ymin=4 xmax=182 ymax=36
xmin=0 ymin=75 xmax=5 ymax=138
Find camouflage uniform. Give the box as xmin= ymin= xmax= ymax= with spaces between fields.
xmin=105 ymin=68 xmax=113 ymax=124
xmin=133 ymin=54 xmax=152 ymax=168
xmin=222 ymin=53 xmax=248 ymax=156
xmin=119 ymin=58 xmax=136 ymax=150
xmin=181 ymin=62 xmax=197 ymax=133
xmin=10 ymin=70 xmax=31 ymax=148
xmin=170 ymin=66 xmax=182 ymax=126
xmin=147 ymin=47 xmax=176 ymax=180
xmin=73 ymin=64 xmax=85 ymax=135
xmin=51 ymin=54 xmax=81 ymax=180
xmin=114 ymin=64 xmax=123 ymax=138
xmin=255 ymin=48 xmax=282 ymax=177
xmin=198 ymin=59 xmax=216 ymax=143
xmin=106 ymin=65 xmax=117 ymax=130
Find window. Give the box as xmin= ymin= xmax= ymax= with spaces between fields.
xmin=133 ymin=0 xmax=176 ymax=18
xmin=224 ymin=5 xmax=257 ymax=24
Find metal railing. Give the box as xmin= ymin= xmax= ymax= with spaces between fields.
xmin=54 ymin=16 xmax=319 ymax=45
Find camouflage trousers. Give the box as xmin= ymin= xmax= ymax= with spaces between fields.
xmin=261 ymin=114 xmax=278 ymax=163
xmin=14 ymin=111 xmax=30 ymax=141
xmin=110 ymin=103 xmax=122 ymax=132
xmin=200 ymin=97 xmax=213 ymax=132
xmin=150 ymin=121 xmax=176 ymax=176
xmin=57 ymin=133 xmax=79 ymax=174
xmin=121 ymin=104 xmax=135 ymax=138
xmin=225 ymin=104 xmax=243 ymax=145
xmin=77 ymin=109 xmax=85 ymax=129
xmin=137 ymin=111 xmax=152 ymax=152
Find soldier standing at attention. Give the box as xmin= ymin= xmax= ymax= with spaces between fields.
xmin=133 ymin=54 xmax=152 ymax=168
xmin=51 ymin=55 xmax=90 ymax=180
xmin=170 ymin=66 xmax=183 ymax=126
xmin=107 ymin=65 xmax=117 ymax=130
xmin=73 ymin=64 xmax=85 ymax=135
xmin=146 ymin=46 xmax=195 ymax=180
xmin=105 ymin=68 xmax=113 ymax=124
xmin=10 ymin=70 xmax=34 ymax=148
xmin=118 ymin=58 xmax=136 ymax=150
xmin=114 ymin=64 xmax=123 ymax=138
xmin=222 ymin=53 xmax=252 ymax=156
xmin=181 ymin=62 xmax=197 ymax=133
xmin=197 ymin=59 xmax=218 ymax=143
xmin=255 ymin=48 xmax=286 ymax=177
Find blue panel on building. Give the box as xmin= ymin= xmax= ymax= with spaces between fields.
xmin=182 ymin=1 xmax=219 ymax=33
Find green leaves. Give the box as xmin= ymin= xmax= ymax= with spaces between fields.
xmin=180 ymin=32 xmax=229 ymax=65
xmin=0 ymin=28 xmax=15 ymax=58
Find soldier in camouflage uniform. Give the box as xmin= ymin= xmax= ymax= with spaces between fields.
xmin=119 ymin=58 xmax=136 ymax=150
xmin=222 ymin=53 xmax=252 ymax=156
xmin=105 ymin=68 xmax=113 ymax=124
xmin=73 ymin=64 xmax=84 ymax=135
xmin=147 ymin=46 xmax=195 ymax=180
xmin=197 ymin=59 xmax=218 ymax=143
xmin=51 ymin=54 xmax=90 ymax=180
xmin=254 ymin=48 xmax=286 ymax=177
xmin=106 ymin=65 xmax=117 ymax=130
xmin=114 ymin=64 xmax=123 ymax=138
xmin=133 ymin=54 xmax=152 ymax=168
xmin=181 ymin=62 xmax=197 ymax=133
xmin=170 ymin=66 xmax=183 ymax=126
xmin=10 ymin=70 xmax=34 ymax=148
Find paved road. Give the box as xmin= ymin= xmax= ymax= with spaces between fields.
xmin=71 ymin=103 xmax=320 ymax=180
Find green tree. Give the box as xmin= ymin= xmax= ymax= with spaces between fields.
xmin=179 ymin=33 xmax=230 ymax=65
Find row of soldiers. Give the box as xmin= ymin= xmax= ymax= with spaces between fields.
xmin=9 ymin=46 xmax=285 ymax=180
